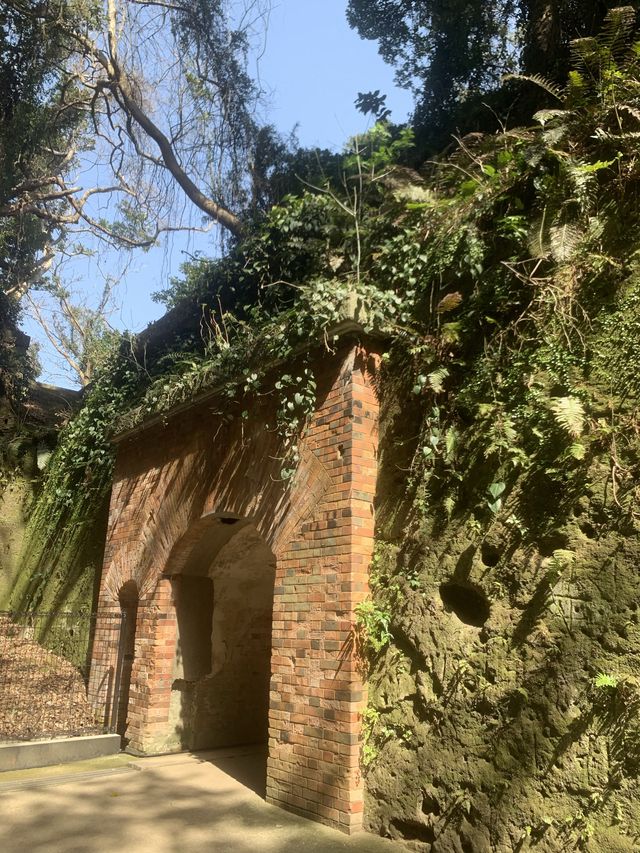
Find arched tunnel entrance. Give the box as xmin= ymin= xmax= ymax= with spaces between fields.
xmin=93 ymin=338 xmax=382 ymax=831
xmin=165 ymin=515 xmax=276 ymax=759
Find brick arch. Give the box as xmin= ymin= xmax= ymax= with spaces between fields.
xmin=162 ymin=512 xmax=255 ymax=577
xmin=91 ymin=339 xmax=381 ymax=834
xmin=164 ymin=518 xmax=277 ymax=753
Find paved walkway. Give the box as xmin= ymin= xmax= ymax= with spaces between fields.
xmin=0 ymin=746 xmax=405 ymax=853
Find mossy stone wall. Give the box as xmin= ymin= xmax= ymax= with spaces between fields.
xmin=363 ymin=389 xmax=640 ymax=853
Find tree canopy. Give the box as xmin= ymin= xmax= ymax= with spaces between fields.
xmin=0 ymin=0 xmax=272 ymax=304
xmin=0 ymin=1 xmax=85 ymax=300
xmin=347 ymin=0 xmax=623 ymax=144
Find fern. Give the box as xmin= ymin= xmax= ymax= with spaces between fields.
xmin=532 ymin=109 xmax=569 ymax=126
xmin=566 ymin=69 xmax=587 ymax=95
xmin=569 ymin=37 xmax=602 ymax=75
xmin=436 ymin=292 xmax=463 ymax=313
xmin=546 ymin=549 xmax=576 ymax=579
xmin=549 ymin=396 xmax=586 ymax=437
xmin=600 ymin=6 xmax=637 ymax=59
xmin=619 ymin=103 xmax=640 ymax=123
xmin=542 ymin=124 xmax=568 ymax=146
xmin=594 ymin=673 xmax=619 ymax=690
xmin=528 ymin=212 xmax=550 ymax=258
xmin=428 ymin=367 xmax=449 ymax=393
xmin=566 ymin=442 xmax=586 ymax=460
xmin=503 ymin=73 xmax=564 ymax=102
xmin=566 ymin=164 xmax=598 ymax=211
xmin=592 ymin=127 xmax=640 ymax=142
xmin=549 ymin=223 xmax=583 ymax=262
xmin=575 ymin=158 xmax=617 ymax=173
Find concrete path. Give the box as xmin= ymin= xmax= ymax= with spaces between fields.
xmin=0 ymin=746 xmax=406 ymax=853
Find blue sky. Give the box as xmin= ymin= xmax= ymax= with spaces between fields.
xmin=24 ymin=0 xmax=413 ymax=386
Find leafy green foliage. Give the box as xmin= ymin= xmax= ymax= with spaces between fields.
xmin=22 ymin=9 xmax=640 ymax=634
xmin=346 ymin=0 xmax=618 ymax=148
xmin=0 ymin=2 xmax=85 ymax=297
xmin=486 ymin=482 xmax=506 ymax=515
xmin=354 ymin=599 xmax=393 ymax=656
xmin=10 ymin=340 xmax=145 ymax=610
xmin=594 ymin=672 xmax=619 ymax=690
xmin=549 ymin=397 xmax=586 ymax=438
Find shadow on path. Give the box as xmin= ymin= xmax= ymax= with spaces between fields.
xmin=0 ymin=747 xmax=403 ymax=853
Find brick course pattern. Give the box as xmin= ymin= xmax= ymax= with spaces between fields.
xmin=90 ymin=339 xmax=381 ymax=834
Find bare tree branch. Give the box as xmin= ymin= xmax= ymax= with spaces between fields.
xmin=2 ymin=0 xmax=269 ymax=300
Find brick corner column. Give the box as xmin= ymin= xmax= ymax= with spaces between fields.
xmin=265 ymin=342 xmax=381 ymax=834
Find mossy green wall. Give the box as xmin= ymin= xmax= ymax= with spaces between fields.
xmin=0 ymin=476 xmax=31 ymax=609
xmin=363 ymin=386 xmax=640 ymax=852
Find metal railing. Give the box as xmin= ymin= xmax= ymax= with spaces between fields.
xmin=0 ymin=610 xmax=124 ymax=743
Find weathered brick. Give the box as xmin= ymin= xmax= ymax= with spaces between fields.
xmin=90 ymin=338 xmax=382 ymax=835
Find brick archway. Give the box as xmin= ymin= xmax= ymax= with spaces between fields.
xmin=91 ymin=338 xmax=381 ymax=833
xmin=163 ymin=516 xmax=276 ymax=755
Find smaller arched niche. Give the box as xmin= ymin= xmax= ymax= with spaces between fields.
xmin=165 ymin=515 xmax=276 ymax=752
xmin=116 ymin=580 xmax=139 ymax=744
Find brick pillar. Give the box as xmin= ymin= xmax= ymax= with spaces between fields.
xmin=265 ymin=345 xmax=379 ymax=834
xmin=126 ymin=578 xmax=178 ymax=753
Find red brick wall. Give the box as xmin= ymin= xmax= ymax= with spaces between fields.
xmin=91 ymin=339 xmax=381 ymax=833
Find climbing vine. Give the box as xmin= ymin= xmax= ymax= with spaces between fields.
xmin=22 ymin=8 xmax=640 ymax=606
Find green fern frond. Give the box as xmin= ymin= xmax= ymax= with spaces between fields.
xmin=574 ymin=158 xmax=616 ymax=173
xmin=549 ymin=549 xmax=576 ymax=571
xmin=586 ymin=215 xmax=605 ymax=241
xmin=549 ymin=396 xmax=586 ymax=437
xmin=503 ymin=73 xmax=564 ymax=102
xmin=566 ymin=165 xmax=598 ymax=210
xmin=428 ymin=367 xmax=449 ymax=394
xmin=618 ymin=103 xmax=640 ymax=124
xmin=569 ymin=38 xmax=601 ymax=74
xmin=600 ymin=6 xmax=637 ymax=58
xmin=532 ymin=109 xmax=569 ymax=126
xmin=567 ymin=442 xmax=586 ymax=460
xmin=549 ymin=224 xmax=583 ymax=263
xmin=567 ymin=69 xmax=587 ymax=93
xmin=542 ymin=125 xmax=568 ymax=146
xmin=594 ymin=672 xmax=618 ymax=690
xmin=528 ymin=216 xmax=550 ymax=258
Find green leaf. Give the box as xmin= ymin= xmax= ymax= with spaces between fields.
xmin=533 ymin=108 xmax=569 ymax=125
xmin=460 ymin=179 xmax=480 ymax=197
xmin=549 ymin=223 xmax=583 ymax=263
xmin=504 ymin=72 xmax=564 ymax=101
xmin=594 ymin=673 xmax=618 ymax=690
xmin=428 ymin=367 xmax=449 ymax=394
xmin=576 ymin=158 xmax=616 ymax=173
xmin=487 ymin=482 xmax=506 ymax=499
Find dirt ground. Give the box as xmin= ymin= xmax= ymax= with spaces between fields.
xmin=0 ymin=616 xmax=97 ymax=741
